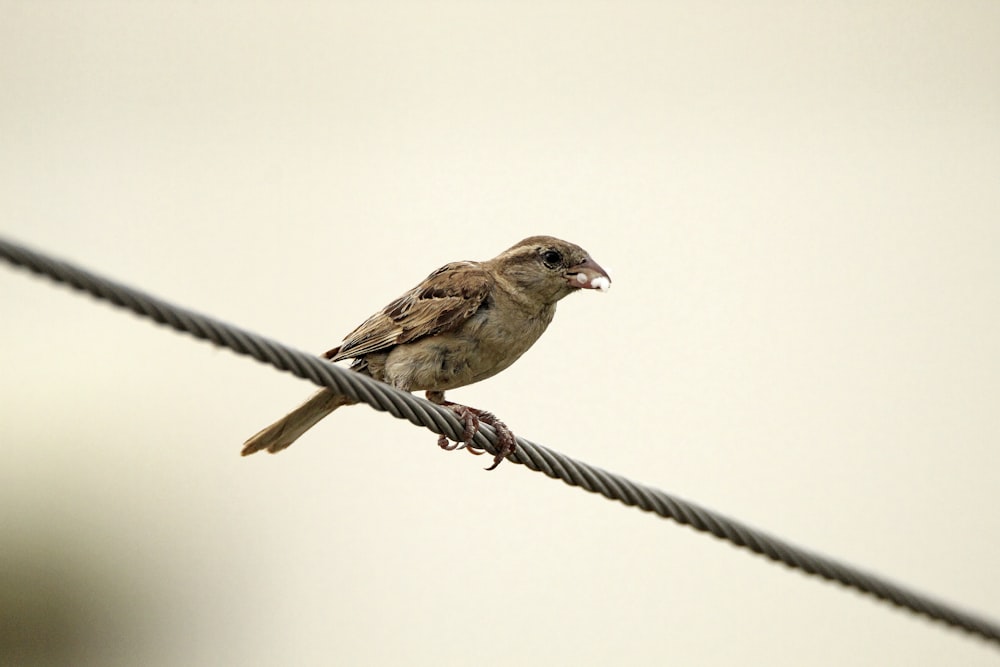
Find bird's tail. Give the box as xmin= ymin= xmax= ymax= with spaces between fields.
xmin=241 ymin=388 xmax=355 ymax=456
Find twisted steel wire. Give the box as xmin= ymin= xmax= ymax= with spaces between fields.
xmin=2 ymin=235 xmax=999 ymax=648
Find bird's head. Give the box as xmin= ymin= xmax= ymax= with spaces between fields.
xmin=492 ymin=236 xmax=611 ymax=304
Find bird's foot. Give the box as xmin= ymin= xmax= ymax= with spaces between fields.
xmin=435 ymin=405 xmax=478 ymax=451
xmin=473 ymin=409 xmax=517 ymax=471
xmin=427 ymin=391 xmax=517 ymax=470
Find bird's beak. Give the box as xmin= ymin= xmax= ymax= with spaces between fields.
xmin=566 ymin=258 xmax=611 ymax=292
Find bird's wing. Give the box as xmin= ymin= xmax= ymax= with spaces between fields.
xmin=324 ymin=261 xmax=493 ymax=361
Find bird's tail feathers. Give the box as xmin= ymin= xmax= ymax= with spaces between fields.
xmin=241 ymin=388 xmax=354 ymax=456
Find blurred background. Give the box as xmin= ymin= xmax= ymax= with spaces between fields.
xmin=2 ymin=2 xmax=998 ymax=665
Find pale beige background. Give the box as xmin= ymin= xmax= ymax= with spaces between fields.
xmin=2 ymin=2 xmax=999 ymax=665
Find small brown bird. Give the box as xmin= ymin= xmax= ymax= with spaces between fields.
xmin=241 ymin=235 xmax=610 ymax=469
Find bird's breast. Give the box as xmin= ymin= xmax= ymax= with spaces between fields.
xmin=382 ymin=302 xmax=556 ymax=392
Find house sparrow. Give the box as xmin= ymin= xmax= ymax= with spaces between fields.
xmin=241 ymin=235 xmax=611 ymax=469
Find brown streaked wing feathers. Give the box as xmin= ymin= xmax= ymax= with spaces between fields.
xmin=323 ymin=262 xmax=492 ymax=362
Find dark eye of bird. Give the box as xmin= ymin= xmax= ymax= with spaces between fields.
xmin=541 ymin=249 xmax=563 ymax=268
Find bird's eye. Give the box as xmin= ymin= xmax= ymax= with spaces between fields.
xmin=541 ymin=249 xmax=563 ymax=268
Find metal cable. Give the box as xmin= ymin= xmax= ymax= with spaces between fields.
xmin=2 ymin=235 xmax=998 ymax=648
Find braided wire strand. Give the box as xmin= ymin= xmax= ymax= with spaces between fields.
xmin=2 ymin=235 xmax=999 ymax=647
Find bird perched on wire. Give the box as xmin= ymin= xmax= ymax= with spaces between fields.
xmin=241 ymin=235 xmax=611 ymax=469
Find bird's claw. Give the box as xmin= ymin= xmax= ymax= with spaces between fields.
xmin=436 ymin=407 xmax=479 ymax=451
xmin=437 ymin=433 xmax=460 ymax=451
xmin=428 ymin=392 xmax=516 ymax=470
xmin=480 ymin=413 xmax=516 ymax=471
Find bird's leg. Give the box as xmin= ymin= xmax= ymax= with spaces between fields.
xmin=425 ymin=391 xmax=517 ymax=470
